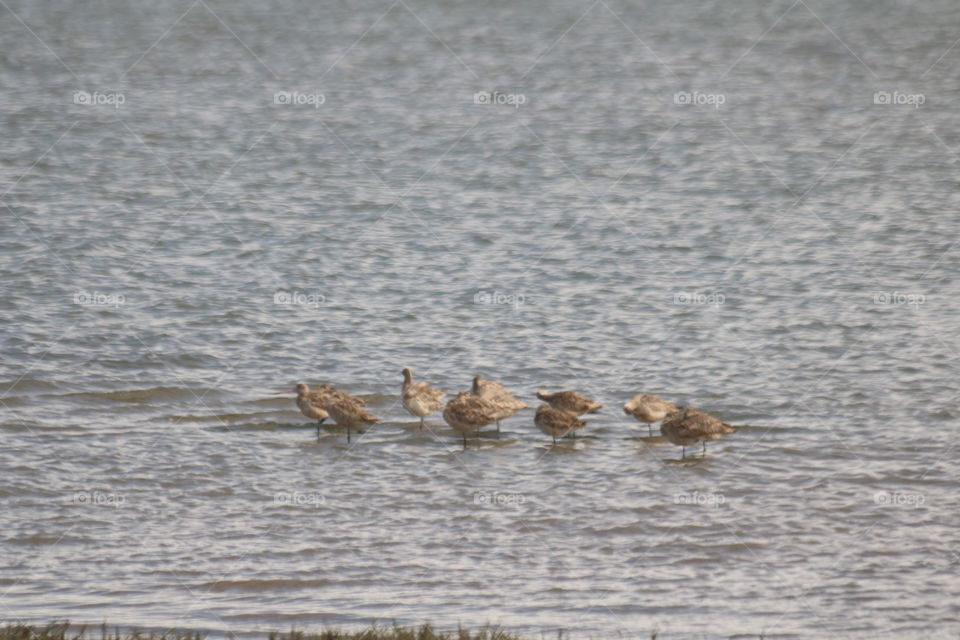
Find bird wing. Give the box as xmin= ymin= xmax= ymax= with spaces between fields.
xmin=685 ymin=408 xmax=735 ymax=435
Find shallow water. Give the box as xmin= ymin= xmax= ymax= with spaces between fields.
xmin=2 ymin=0 xmax=959 ymax=637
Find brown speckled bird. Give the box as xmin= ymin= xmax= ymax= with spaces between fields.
xmin=443 ymin=391 xmax=500 ymax=448
xmin=536 ymin=389 xmax=603 ymax=416
xmin=293 ymin=383 xmax=336 ymax=437
xmin=324 ymin=388 xmax=379 ymax=444
xmin=534 ymin=404 xmax=586 ymax=444
xmin=660 ymin=407 xmax=736 ymax=458
xmin=472 ymin=375 xmax=529 ymax=435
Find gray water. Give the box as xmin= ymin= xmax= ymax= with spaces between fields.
xmin=2 ymin=0 xmax=959 ymax=637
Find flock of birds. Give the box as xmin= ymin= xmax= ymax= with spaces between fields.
xmin=285 ymin=368 xmax=738 ymax=458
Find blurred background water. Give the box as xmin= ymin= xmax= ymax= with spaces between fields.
xmin=1 ymin=0 xmax=959 ymax=637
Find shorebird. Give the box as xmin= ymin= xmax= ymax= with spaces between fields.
xmin=623 ymin=393 xmax=680 ymax=436
xmin=472 ymin=375 xmax=529 ymax=435
xmin=659 ymin=407 xmax=737 ymax=459
xmin=292 ymin=383 xmax=333 ymax=437
xmin=322 ymin=387 xmax=378 ymax=443
xmin=289 ymin=383 xmax=376 ymax=442
xmin=536 ymin=389 xmax=603 ymax=416
xmin=401 ymin=368 xmax=445 ymax=429
xmin=443 ymin=391 xmax=500 ymax=448
xmin=534 ymin=404 xmax=586 ymax=444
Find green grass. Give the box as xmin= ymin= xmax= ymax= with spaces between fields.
xmin=0 ymin=623 xmax=529 ymax=640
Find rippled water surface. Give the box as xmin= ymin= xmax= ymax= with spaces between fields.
xmin=2 ymin=0 xmax=960 ymax=637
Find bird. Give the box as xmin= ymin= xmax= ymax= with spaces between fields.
xmin=292 ymin=383 xmax=334 ymax=437
xmin=623 ymin=393 xmax=680 ymax=436
xmin=401 ymin=368 xmax=445 ymax=429
xmin=471 ymin=375 xmax=529 ymax=435
xmin=324 ymin=389 xmax=379 ymax=443
xmin=534 ymin=404 xmax=586 ymax=444
xmin=659 ymin=407 xmax=737 ymax=458
xmin=442 ymin=391 xmax=500 ymax=448
xmin=290 ymin=382 xmax=375 ymax=442
xmin=536 ymin=389 xmax=603 ymax=416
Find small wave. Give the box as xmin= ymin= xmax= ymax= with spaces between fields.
xmin=167 ymin=411 xmax=286 ymax=423
xmin=0 ymin=378 xmax=58 ymax=394
xmin=61 ymin=386 xmax=223 ymax=403
xmin=5 ymin=533 xmax=79 ymax=545
xmin=205 ymin=420 xmax=306 ymax=431
xmin=197 ymin=578 xmax=331 ymax=592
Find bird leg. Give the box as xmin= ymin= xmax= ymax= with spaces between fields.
xmin=347 ymin=426 xmax=351 ymax=444
xmin=496 ymin=421 xmax=501 ymax=438
xmin=648 ymin=423 xmax=653 ymax=436
xmin=681 ymin=446 xmax=686 ymax=459
xmin=419 ymin=416 xmax=424 ymax=430
xmin=702 ymin=441 xmax=707 ymax=456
